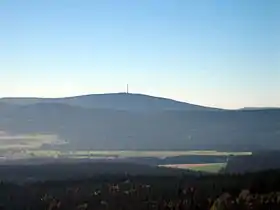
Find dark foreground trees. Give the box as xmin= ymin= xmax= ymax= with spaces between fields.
xmin=1 ymin=170 xmax=280 ymax=209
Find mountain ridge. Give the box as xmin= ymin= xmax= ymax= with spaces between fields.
xmin=0 ymin=93 xmax=222 ymax=112
xmin=0 ymin=93 xmax=279 ymax=151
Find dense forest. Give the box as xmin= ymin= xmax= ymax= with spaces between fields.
xmin=1 ymin=170 xmax=280 ymax=209
xmin=0 ymin=162 xmax=188 ymax=182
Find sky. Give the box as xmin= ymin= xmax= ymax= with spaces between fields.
xmin=0 ymin=0 xmax=279 ymax=109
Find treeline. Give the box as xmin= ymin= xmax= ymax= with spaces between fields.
xmin=1 ymin=170 xmax=280 ymax=209
xmin=0 ymin=162 xmax=189 ymax=182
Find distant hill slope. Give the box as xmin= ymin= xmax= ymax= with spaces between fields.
xmin=0 ymin=102 xmax=279 ymax=151
xmin=0 ymin=93 xmax=220 ymax=112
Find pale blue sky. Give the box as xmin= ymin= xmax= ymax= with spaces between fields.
xmin=0 ymin=0 xmax=279 ymax=108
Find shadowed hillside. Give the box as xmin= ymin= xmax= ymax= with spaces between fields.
xmin=0 ymin=100 xmax=279 ymax=151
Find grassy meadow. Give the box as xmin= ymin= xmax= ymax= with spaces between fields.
xmin=0 ymin=132 xmax=66 ymax=151
xmin=159 ymin=163 xmax=226 ymax=173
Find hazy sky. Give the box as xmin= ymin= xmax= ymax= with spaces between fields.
xmin=0 ymin=0 xmax=279 ymax=109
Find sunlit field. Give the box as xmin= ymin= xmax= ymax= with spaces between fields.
xmin=0 ymin=134 xmax=66 ymax=150
xmin=159 ymin=163 xmax=226 ymax=173
xmin=25 ymin=150 xmax=251 ymax=159
xmin=0 ymin=131 xmax=251 ymax=162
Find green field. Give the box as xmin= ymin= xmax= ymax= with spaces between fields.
xmin=0 ymin=131 xmax=251 ymax=162
xmin=0 ymin=133 xmax=66 ymax=150
xmin=159 ymin=163 xmax=226 ymax=173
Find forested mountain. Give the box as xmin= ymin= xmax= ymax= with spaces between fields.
xmin=0 ymin=93 xmax=219 ymax=112
xmin=0 ymin=97 xmax=279 ymax=151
